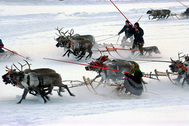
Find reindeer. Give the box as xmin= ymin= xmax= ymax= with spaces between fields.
xmin=147 ymin=9 xmax=171 ymax=20
xmin=132 ymin=46 xmax=161 ymax=56
xmin=169 ymin=53 xmax=189 ymax=86
xmin=85 ymin=56 xmax=140 ymax=83
xmin=182 ymin=8 xmax=189 ymax=18
xmin=184 ymin=54 xmax=189 ymax=66
xmin=159 ymin=9 xmax=171 ymax=18
xmin=2 ymin=61 xmax=75 ymax=104
xmin=85 ymin=56 xmax=144 ymax=95
xmin=55 ymin=27 xmax=95 ymax=60
xmin=147 ymin=10 xmax=160 ymax=19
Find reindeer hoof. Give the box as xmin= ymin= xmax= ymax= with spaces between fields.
xmin=71 ymin=93 xmax=75 ymax=97
xmin=46 ymin=96 xmax=50 ymax=101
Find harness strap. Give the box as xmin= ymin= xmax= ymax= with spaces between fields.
xmin=27 ymin=75 xmax=30 ymax=86
xmin=6 ymin=71 xmax=11 ymax=78
xmin=67 ymin=40 xmax=74 ymax=46
xmin=16 ymin=82 xmax=20 ymax=85
xmin=182 ymin=65 xmax=188 ymax=73
xmin=38 ymin=75 xmax=44 ymax=87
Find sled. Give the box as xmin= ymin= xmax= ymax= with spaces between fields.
xmin=83 ymin=76 xmax=97 ymax=94
xmin=166 ymin=70 xmax=180 ymax=86
xmin=62 ymin=80 xmax=86 ymax=88
xmin=154 ymin=69 xmax=180 ymax=86
xmin=83 ymin=76 xmax=124 ymax=95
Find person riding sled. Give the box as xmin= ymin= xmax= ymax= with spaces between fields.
xmin=0 ymin=39 xmax=5 ymax=53
xmin=183 ymin=8 xmax=189 ymax=17
xmin=118 ymin=20 xmax=134 ymax=48
xmin=123 ymin=62 xmax=143 ymax=96
xmin=131 ymin=22 xmax=144 ymax=56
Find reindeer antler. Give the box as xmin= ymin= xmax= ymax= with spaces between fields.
xmin=17 ymin=62 xmax=27 ymax=71
xmin=68 ymin=28 xmax=74 ymax=37
xmin=61 ymin=30 xmax=69 ymax=36
xmin=55 ymin=27 xmax=70 ymax=37
xmin=5 ymin=66 xmax=11 ymax=71
xmin=13 ymin=63 xmax=21 ymax=72
xmin=178 ymin=52 xmax=182 ymax=61
xmin=55 ymin=27 xmax=64 ymax=36
xmin=24 ymin=60 xmax=31 ymax=70
xmin=178 ymin=52 xmax=186 ymax=61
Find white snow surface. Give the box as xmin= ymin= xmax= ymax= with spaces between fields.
xmin=0 ymin=0 xmax=189 ymax=126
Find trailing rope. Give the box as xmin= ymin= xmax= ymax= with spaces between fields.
xmin=176 ymin=0 xmax=188 ymax=8
xmin=94 ymin=34 xmax=117 ymax=38
xmin=0 ymin=46 xmax=30 ymax=60
xmin=116 ymin=35 xmax=120 ymax=44
xmin=95 ymin=34 xmax=118 ymax=43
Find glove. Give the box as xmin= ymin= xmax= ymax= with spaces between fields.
xmin=121 ymin=71 xmax=125 ymax=74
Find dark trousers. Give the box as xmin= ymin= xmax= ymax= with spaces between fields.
xmin=132 ymin=43 xmax=144 ymax=55
xmin=0 ymin=48 xmax=4 ymax=53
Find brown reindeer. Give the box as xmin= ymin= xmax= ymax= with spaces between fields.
xmin=147 ymin=9 xmax=171 ymax=20
xmin=169 ymin=53 xmax=189 ymax=85
xmin=2 ymin=61 xmax=75 ymax=104
xmin=55 ymin=27 xmax=94 ymax=60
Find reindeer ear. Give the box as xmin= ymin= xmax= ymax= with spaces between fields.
xmin=170 ymin=57 xmax=173 ymax=62
xmin=170 ymin=58 xmax=176 ymax=64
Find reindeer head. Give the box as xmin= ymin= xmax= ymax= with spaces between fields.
xmin=146 ymin=10 xmax=152 ymax=14
xmin=55 ymin=27 xmax=74 ymax=48
xmin=2 ymin=61 xmax=30 ymax=87
xmin=169 ymin=58 xmax=183 ymax=73
xmin=185 ymin=55 xmax=189 ymax=62
xmin=85 ymin=55 xmax=109 ymax=71
xmin=2 ymin=69 xmax=14 ymax=85
xmin=2 ymin=66 xmax=24 ymax=86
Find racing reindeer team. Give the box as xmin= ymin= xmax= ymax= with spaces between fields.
xmin=1 ymin=2 xmax=189 ymax=104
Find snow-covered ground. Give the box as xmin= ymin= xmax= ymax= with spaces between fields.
xmin=0 ymin=0 xmax=189 ymax=125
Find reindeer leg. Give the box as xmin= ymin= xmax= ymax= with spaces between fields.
xmin=68 ymin=50 xmax=76 ymax=57
xmin=34 ymin=87 xmax=48 ymax=103
xmin=77 ymin=55 xmax=84 ymax=61
xmin=60 ymin=84 xmax=75 ymax=96
xmin=66 ymin=50 xmax=77 ymax=57
xmin=62 ymin=50 xmax=69 ymax=57
xmin=29 ymin=90 xmax=38 ymax=96
xmin=73 ymin=50 xmax=79 ymax=56
xmin=89 ymin=52 xmax=93 ymax=58
xmin=85 ymin=51 xmax=93 ymax=60
xmin=77 ymin=54 xmax=83 ymax=60
xmin=17 ymin=89 xmax=29 ymax=104
xmin=44 ymin=86 xmax=53 ymax=96
xmin=92 ymin=74 xmax=103 ymax=89
xmin=92 ymin=74 xmax=101 ymax=83
xmin=57 ymin=87 xmax=64 ymax=97
xmin=77 ymin=51 xmax=85 ymax=61
xmin=63 ymin=49 xmax=73 ymax=57
xmin=39 ymin=89 xmax=48 ymax=103
xmin=182 ymin=78 xmax=186 ymax=87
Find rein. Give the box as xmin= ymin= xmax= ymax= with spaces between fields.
xmin=96 ymin=35 xmax=118 ymax=42
xmin=175 ymin=62 xmax=188 ymax=73
xmin=6 ymin=71 xmax=22 ymax=85
xmin=66 ymin=40 xmax=74 ymax=46
xmin=6 ymin=71 xmax=11 ymax=78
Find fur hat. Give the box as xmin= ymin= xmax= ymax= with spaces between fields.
xmin=126 ymin=20 xmax=129 ymax=23
xmin=134 ymin=22 xmax=139 ymax=27
xmin=129 ymin=62 xmax=141 ymax=74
